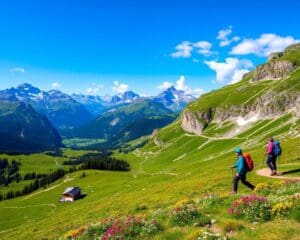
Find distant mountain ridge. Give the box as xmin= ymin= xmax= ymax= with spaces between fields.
xmin=0 ymin=83 xmax=197 ymax=150
xmin=0 ymin=83 xmax=196 ymax=119
xmin=72 ymin=87 xmax=195 ymax=116
xmin=0 ymin=92 xmax=62 ymax=153
xmin=0 ymin=84 xmax=93 ymax=129
xmin=153 ymin=86 xmax=195 ymax=112
xmin=70 ymin=98 xmax=178 ymax=147
xmin=72 ymin=90 xmax=141 ymax=116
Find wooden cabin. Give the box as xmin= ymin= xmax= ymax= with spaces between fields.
xmin=60 ymin=187 xmax=81 ymax=202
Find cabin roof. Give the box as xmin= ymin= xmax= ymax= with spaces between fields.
xmin=63 ymin=186 xmax=81 ymax=196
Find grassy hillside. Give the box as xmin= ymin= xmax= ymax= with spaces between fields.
xmin=0 ymin=109 xmax=299 ymax=239
xmin=0 ymin=46 xmax=299 ymax=239
xmin=0 ymin=114 xmax=298 ymax=239
xmin=70 ymin=99 xmax=177 ymax=148
xmin=0 ymin=98 xmax=62 ymax=153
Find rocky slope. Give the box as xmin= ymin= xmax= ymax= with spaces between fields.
xmin=180 ymin=44 xmax=300 ymax=135
xmin=250 ymin=60 xmax=295 ymax=81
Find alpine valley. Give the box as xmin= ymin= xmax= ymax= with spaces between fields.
xmin=0 ymin=82 xmax=194 ymax=152
xmin=0 ymin=44 xmax=299 ymax=240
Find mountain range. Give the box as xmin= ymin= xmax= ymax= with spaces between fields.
xmin=0 ymin=92 xmax=62 ymax=153
xmin=70 ymin=98 xmax=177 ymax=147
xmin=72 ymin=87 xmax=195 ymax=116
xmin=0 ymin=84 xmax=93 ymax=129
xmin=1 ymin=44 xmax=300 ymax=240
xmin=0 ymin=83 xmax=195 ymax=152
xmin=1 ymin=40 xmax=299 ymax=155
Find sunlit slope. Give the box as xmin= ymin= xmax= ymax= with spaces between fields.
xmin=0 ymin=45 xmax=299 ymax=239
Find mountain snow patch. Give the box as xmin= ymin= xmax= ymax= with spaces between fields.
xmin=110 ymin=117 xmax=120 ymax=126
xmin=236 ymin=114 xmax=259 ymax=126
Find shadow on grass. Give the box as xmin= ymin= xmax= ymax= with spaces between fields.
xmin=281 ymin=168 xmax=300 ymax=175
xmin=78 ymin=194 xmax=87 ymax=200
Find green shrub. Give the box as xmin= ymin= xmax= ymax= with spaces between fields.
xmin=170 ymin=200 xmax=210 ymax=227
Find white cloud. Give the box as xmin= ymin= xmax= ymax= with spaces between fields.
xmin=175 ymin=75 xmax=188 ymax=91
xmin=171 ymin=41 xmax=193 ymax=58
xmin=230 ymin=69 xmax=250 ymax=84
xmin=10 ymin=67 xmax=25 ymax=73
xmin=217 ymin=26 xmax=240 ymax=47
xmin=157 ymin=81 xmax=173 ymax=90
xmin=231 ymin=33 xmax=300 ymax=57
xmin=51 ymin=82 xmax=62 ymax=89
xmin=112 ymin=81 xmax=129 ymax=94
xmin=193 ymin=41 xmax=213 ymax=56
xmin=217 ymin=27 xmax=232 ymax=40
xmin=205 ymin=58 xmax=253 ymax=84
xmin=171 ymin=40 xmax=214 ymax=58
xmin=157 ymin=76 xmax=205 ymax=97
xmin=176 ymin=76 xmax=205 ymax=97
xmin=86 ymin=83 xmax=104 ymax=94
xmin=189 ymin=88 xmax=205 ymax=97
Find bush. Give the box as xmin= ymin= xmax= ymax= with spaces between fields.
xmin=271 ymin=201 xmax=293 ymax=219
xmin=69 ymin=215 xmax=161 ymax=240
xmin=228 ymin=195 xmax=271 ymax=222
xmin=170 ymin=201 xmax=209 ymax=227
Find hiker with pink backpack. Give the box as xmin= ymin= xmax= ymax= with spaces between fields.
xmin=265 ymin=137 xmax=282 ymax=176
xmin=231 ymin=147 xmax=255 ymax=194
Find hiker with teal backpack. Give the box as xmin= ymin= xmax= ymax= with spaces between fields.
xmin=231 ymin=147 xmax=255 ymax=194
xmin=265 ymin=137 xmax=282 ymax=176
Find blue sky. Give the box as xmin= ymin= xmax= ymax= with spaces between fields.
xmin=0 ymin=0 xmax=299 ymax=96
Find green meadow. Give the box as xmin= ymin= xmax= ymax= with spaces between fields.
xmin=1 ymin=49 xmax=299 ymax=238
xmin=0 ymin=112 xmax=299 ymax=239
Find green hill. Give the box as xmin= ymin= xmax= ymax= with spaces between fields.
xmin=0 ymin=45 xmax=299 ymax=240
xmin=0 ymin=96 xmax=62 ymax=153
xmin=70 ymin=98 xmax=177 ymax=147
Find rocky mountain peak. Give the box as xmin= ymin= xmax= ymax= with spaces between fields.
xmin=250 ymin=60 xmax=295 ymax=82
xmin=155 ymin=86 xmax=195 ymax=111
xmin=121 ymin=91 xmax=140 ymax=102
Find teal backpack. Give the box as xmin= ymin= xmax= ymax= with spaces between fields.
xmin=273 ymin=141 xmax=282 ymax=157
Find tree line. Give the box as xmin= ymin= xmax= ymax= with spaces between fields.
xmin=0 ymin=153 xmax=130 ymax=201
xmin=0 ymin=168 xmax=67 ymax=201
xmin=63 ymin=153 xmax=130 ymax=171
xmin=0 ymin=158 xmax=20 ymax=186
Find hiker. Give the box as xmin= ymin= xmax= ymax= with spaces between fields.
xmin=231 ymin=147 xmax=255 ymax=194
xmin=266 ymin=137 xmax=277 ymax=176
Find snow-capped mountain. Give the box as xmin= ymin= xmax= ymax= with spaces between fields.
xmin=101 ymin=91 xmax=140 ymax=105
xmin=0 ymin=83 xmax=196 ymax=130
xmin=153 ymin=86 xmax=196 ymax=112
xmin=121 ymin=91 xmax=140 ymax=103
xmin=71 ymin=94 xmax=105 ymax=116
xmin=0 ymin=84 xmax=93 ymax=129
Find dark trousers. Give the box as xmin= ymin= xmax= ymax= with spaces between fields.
xmin=233 ymin=173 xmax=255 ymax=192
xmin=266 ymin=154 xmax=277 ymax=171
